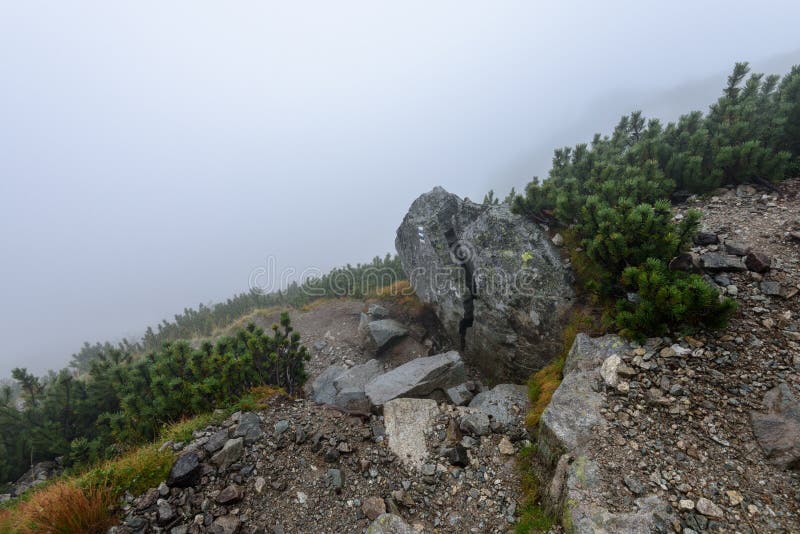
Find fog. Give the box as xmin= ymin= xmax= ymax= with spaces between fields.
xmin=1 ymin=1 xmax=799 ymax=377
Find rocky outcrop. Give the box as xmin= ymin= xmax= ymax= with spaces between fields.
xmin=750 ymin=383 xmax=800 ymax=471
xmin=9 ymin=460 xmax=61 ymax=497
xmin=537 ymin=334 xmax=674 ymax=532
xmin=364 ymin=351 xmax=466 ymax=407
xmin=366 ymin=319 xmax=408 ymax=351
xmin=395 ymin=187 xmax=574 ymax=381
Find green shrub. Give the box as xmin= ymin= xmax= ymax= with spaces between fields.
xmin=615 ymin=258 xmax=737 ymax=338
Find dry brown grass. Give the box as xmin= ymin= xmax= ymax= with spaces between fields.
xmin=0 ymin=481 xmax=116 ymax=534
xmin=369 ymin=280 xmax=425 ymax=316
xmin=300 ymin=298 xmax=332 ymax=312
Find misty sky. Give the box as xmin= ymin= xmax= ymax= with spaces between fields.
xmin=1 ymin=1 xmax=799 ymax=377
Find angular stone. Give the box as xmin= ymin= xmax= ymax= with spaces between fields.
xmin=694 ymin=231 xmax=719 ymax=246
xmin=382 ymin=398 xmax=439 ymax=469
xmin=368 ymin=304 xmax=389 ymax=319
xmin=468 ymin=383 xmax=529 ymax=429
xmin=362 ymin=496 xmax=387 ymax=520
xmin=215 ymin=484 xmax=244 ymax=505
xmin=211 ymin=438 xmax=244 ymax=471
xmin=700 ymin=253 xmax=746 ymax=272
xmin=366 ymin=513 xmax=416 ymax=534
xmin=696 ymin=497 xmax=724 ymax=518
xmin=233 ymin=412 xmax=263 ymax=444
xmin=331 ymin=359 xmax=383 ymax=409
xmin=443 ymin=445 xmax=469 ymax=466
xmin=211 ymin=515 xmax=240 ymax=534
xmin=306 ymin=365 xmax=347 ymax=405
xmin=459 ymin=411 xmax=491 ymax=436
xmin=395 ymin=187 xmax=574 ymax=381
xmin=445 ymin=383 xmax=474 ymax=406
xmin=166 ymin=452 xmax=201 ymax=488
xmin=365 ymin=351 xmax=466 ymax=406
xmin=750 ymin=383 xmax=800 ymax=470
xmin=761 ymin=280 xmax=783 ymax=296
xmin=367 ymin=319 xmax=408 ymax=351
xmin=724 ymin=241 xmax=750 ymax=256
xmin=745 ymin=251 xmax=771 ymax=273
xmin=204 ymin=429 xmax=230 ymax=454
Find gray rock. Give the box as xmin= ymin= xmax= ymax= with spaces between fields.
xmin=537 ymin=334 xmax=675 ymax=532
xmin=443 ymin=445 xmax=469 ymax=467
xmin=166 ymin=452 xmax=201 ymax=488
xmin=745 ymin=251 xmax=771 ymax=273
xmin=750 ymin=383 xmax=800 ymax=470
xmin=327 ymin=468 xmax=343 ymax=490
xmin=157 ymin=501 xmax=174 ymax=525
xmin=699 ymin=252 xmax=746 ymax=272
xmin=368 ymin=304 xmax=390 ymax=319
xmin=445 ymin=383 xmax=474 ymax=406
xmin=468 ymin=383 xmax=529 ymax=428
xmin=332 ymin=359 xmax=383 ymax=409
xmin=366 ymin=513 xmax=415 ymax=534
xmin=694 ymin=231 xmax=719 ymax=246
xmin=724 ymin=241 xmax=750 ymax=256
xmin=395 ymin=187 xmax=574 ymax=381
xmin=274 ymin=420 xmax=290 ymax=435
xmin=216 ymin=484 xmax=244 ymax=505
xmin=211 ymin=437 xmax=244 ymax=471
xmin=459 ymin=412 xmax=491 ymax=436
xmin=365 ymin=351 xmax=466 ymax=406
xmin=367 ymin=319 xmax=408 ymax=351
xmin=383 ymin=398 xmax=439 ymax=469
xmin=211 ymin=515 xmax=241 ymax=534
xmin=233 ymin=412 xmax=263 ymax=444
xmin=760 ymin=280 xmax=783 ymax=296
xmin=306 ymin=365 xmax=347 ymax=405
xmin=204 ymin=429 xmax=230 ymax=454
xmin=362 ymin=496 xmax=387 ymax=520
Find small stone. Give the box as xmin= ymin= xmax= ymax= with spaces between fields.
xmin=443 ymin=445 xmax=469 ymax=467
xmin=211 ymin=438 xmax=244 ymax=471
xmin=696 ymin=497 xmax=724 ymax=518
xmin=158 ymin=481 xmax=169 ymax=496
xmin=498 ymin=437 xmax=515 ymax=455
xmin=297 ymin=491 xmax=308 ymax=504
xmin=726 ymin=490 xmax=743 ymax=506
xmin=362 ymin=496 xmax=386 ymax=520
xmin=745 ymin=251 xmax=771 ymax=273
xmin=255 ymin=477 xmax=266 ymax=494
xmin=679 ymin=499 xmax=695 ymax=511
xmin=157 ymin=501 xmax=174 ymax=525
xmin=420 ymin=463 xmax=436 ymax=477
xmin=274 ymin=420 xmax=290 ymax=435
xmin=216 ymin=484 xmax=244 ymax=505
xmin=724 ymin=241 xmax=750 ymax=256
xmin=623 ymin=476 xmax=645 ymax=495
xmin=327 ymin=468 xmax=343 ymax=491
xmin=460 ymin=412 xmax=491 ymax=436
xmin=167 ymin=452 xmax=201 ymax=488
xmin=551 ymin=233 xmax=564 ymax=247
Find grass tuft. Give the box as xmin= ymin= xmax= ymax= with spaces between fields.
xmin=0 ymin=481 xmax=116 ymax=534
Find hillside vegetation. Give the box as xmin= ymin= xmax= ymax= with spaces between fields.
xmin=512 ymin=62 xmax=800 ymax=337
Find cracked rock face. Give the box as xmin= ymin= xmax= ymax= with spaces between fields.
xmin=395 ymin=187 xmax=574 ymax=381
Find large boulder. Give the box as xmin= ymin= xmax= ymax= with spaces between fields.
xmin=396 ymin=187 xmax=574 ymax=381
xmin=364 ymin=351 xmax=466 ymax=406
xmin=366 ymin=319 xmax=409 ymax=351
xmin=308 ymin=360 xmax=384 ymax=410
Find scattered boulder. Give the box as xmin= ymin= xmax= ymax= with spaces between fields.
xmin=204 ymin=429 xmax=230 ymax=454
xmin=211 ymin=438 xmax=243 ymax=471
xmin=216 ymin=484 xmax=244 ymax=505
xmin=468 ymin=383 xmax=529 ymax=429
xmin=724 ymin=241 xmax=750 ymax=256
xmin=366 ymin=513 xmax=416 ymax=534
xmin=367 ymin=304 xmax=389 ymax=319
xmin=233 ymin=412 xmax=264 ymax=444
xmin=367 ymin=319 xmax=408 ymax=351
xmin=699 ymin=252 xmax=746 ymax=272
xmin=694 ymin=231 xmax=719 ymax=245
xmin=459 ymin=412 xmax=491 ymax=437
xmin=365 ymin=351 xmax=466 ymax=406
xmin=166 ymin=452 xmax=201 ymax=488
xmin=362 ymin=496 xmax=387 ymax=520
xmin=445 ymin=383 xmax=474 ymax=406
xmin=305 ymin=365 xmax=346 ymax=405
xmin=750 ymin=383 xmax=800 ymax=470
xmin=331 ymin=359 xmax=383 ymax=409
xmin=744 ymin=251 xmax=771 ymax=273
xmin=382 ymin=398 xmax=439 ymax=469
xmin=395 ymin=187 xmax=574 ymax=381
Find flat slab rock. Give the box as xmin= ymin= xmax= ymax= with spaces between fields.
xmin=307 ymin=360 xmax=384 ymax=410
xmin=364 ymin=351 xmax=466 ymax=406
xmin=539 ymin=333 xmax=675 ymax=532
xmin=468 ymin=383 xmax=529 ymax=429
xmin=382 ymin=398 xmax=439 ymax=469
